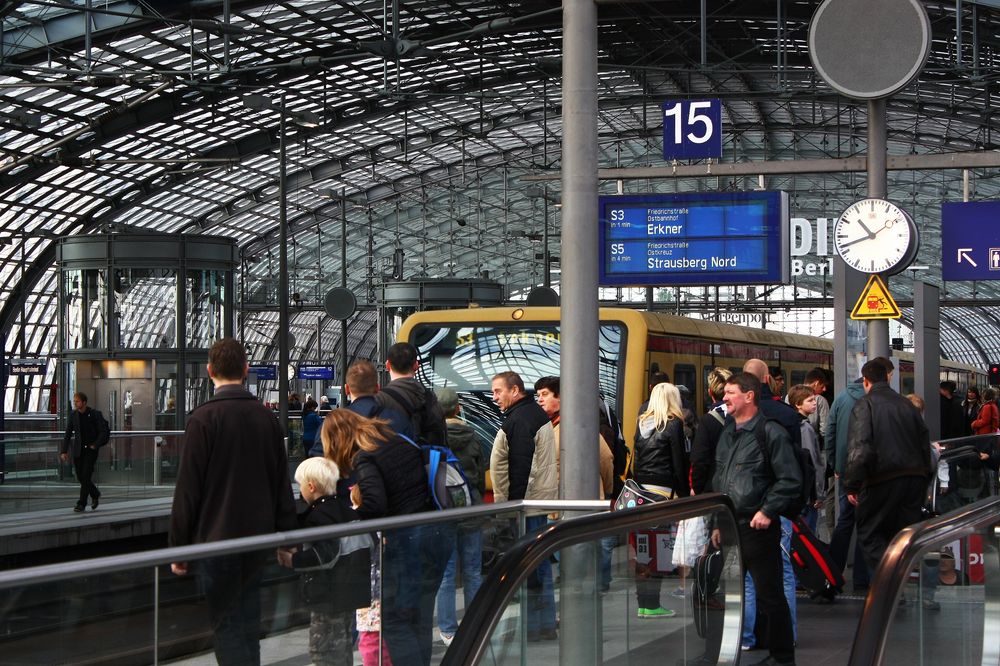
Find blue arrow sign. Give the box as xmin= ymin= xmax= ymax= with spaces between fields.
xmin=941 ymin=201 xmax=1000 ymax=280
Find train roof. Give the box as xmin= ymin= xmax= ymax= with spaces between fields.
xmin=400 ymin=306 xmax=982 ymax=374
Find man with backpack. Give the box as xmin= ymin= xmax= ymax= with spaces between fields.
xmin=711 ymin=372 xmax=801 ymax=666
xmin=376 ymin=342 xmax=448 ymax=446
xmin=61 ymin=391 xmax=111 ymax=513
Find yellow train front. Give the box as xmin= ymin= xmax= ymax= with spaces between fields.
xmin=398 ymin=306 xmax=984 ymax=452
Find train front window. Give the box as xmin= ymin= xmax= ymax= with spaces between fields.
xmin=407 ymin=322 xmax=625 ymax=454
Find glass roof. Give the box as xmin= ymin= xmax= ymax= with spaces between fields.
xmin=3 ymin=0 xmax=1000 ymax=410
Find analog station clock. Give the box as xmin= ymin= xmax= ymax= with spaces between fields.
xmin=833 ymin=198 xmax=919 ymax=274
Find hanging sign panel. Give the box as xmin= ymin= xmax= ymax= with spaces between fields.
xmin=662 ymin=99 xmax=723 ymax=160
xmin=8 ymin=358 xmax=47 ymax=375
xmin=248 ymin=365 xmax=277 ymax=380
xmin=941 ymin=201 xmax=1000 ymax=281
xmin=298 ymin=366 xmax=335 ymax=381
xmin=598 ymin=191 xmax=790 ymax=287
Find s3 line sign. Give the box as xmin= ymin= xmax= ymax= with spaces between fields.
xmin=662 ymin=99 xmax=722 ymax=160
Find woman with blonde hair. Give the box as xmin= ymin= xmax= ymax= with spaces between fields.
xmin=320 ymin=408 xmax=453 ymax=666
xmin=632 ymin=382 xmax=690 ymax=619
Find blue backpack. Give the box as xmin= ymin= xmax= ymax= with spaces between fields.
xmin=398 ymin=433 xmax=473 ymax=510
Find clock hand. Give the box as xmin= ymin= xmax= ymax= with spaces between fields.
xmin=855 ymin=218 xmax=877 ymax=238
xmin=838 ymin=235 xmax=873 ymax=249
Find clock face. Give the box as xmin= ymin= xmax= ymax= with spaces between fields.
xmin=833 ymin=198 xmax=919 ymax=274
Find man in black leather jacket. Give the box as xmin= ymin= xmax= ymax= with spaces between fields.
xmin=712 ymin=372 xmax=800 ymax=666
xmin=844 ymin=358 xmax=932 ymax=572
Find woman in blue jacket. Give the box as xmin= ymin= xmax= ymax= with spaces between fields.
xmin=302 ymin=398 xmax=323 ymax=456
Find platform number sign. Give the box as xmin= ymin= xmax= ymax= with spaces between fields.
xmin=662 ymin=99 xmax=722 ymax=160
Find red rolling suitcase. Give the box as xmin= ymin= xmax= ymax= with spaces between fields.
xmin=787 ymin=517 xmax=844 ymax=599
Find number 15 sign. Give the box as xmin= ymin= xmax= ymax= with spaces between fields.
xmin=662 ymin=99 xmax=722 ymax=160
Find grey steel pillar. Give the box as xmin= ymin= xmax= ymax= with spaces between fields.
xmin=866 ymin=98 xmax=890 ymax=361
xmin=560 ymin=0 xmax=601 ymax=663
xmin=278 ymin=95 xmax=290 ymax=435
xmin=914 ymin=281 xmax=941 ymax=440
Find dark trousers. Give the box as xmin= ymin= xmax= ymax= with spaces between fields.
xmin=855 ymin=476 xmax=927 ymax=573
xmin=739 ymin=521 xmax=794 ymax=665
xmin=74 ymin=448 xmax=100 ymax=506
xmin=197 ymin=552 xmax=266 ymax=666
xmin=382 ymin=523 xmax=455 ymax=666
xmin=829 ymin=483 xmax=871 ymax=587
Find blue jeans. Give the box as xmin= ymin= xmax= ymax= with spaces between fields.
xmin=600 ymin=534 xmax=618 ymax=589
xmin=830 ymin=483 xmax=871 ymax=587
xmin=743 ymin=517 xmax=797 ymax=646
xmin=524 ymin=515 xmax=557 ymax=632
xmin=197 ymin=552 xmax=266 ymax=666
xmin=436 ymin=526 xmax=483 ymax=636
xmin=382 ymin=523 xmax=456 ymax=666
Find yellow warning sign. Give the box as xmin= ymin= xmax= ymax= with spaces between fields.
xmin=851 ymin=274 xmax=901 ymax=320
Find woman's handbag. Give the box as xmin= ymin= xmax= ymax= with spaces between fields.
xmin=613 ymin=478 xmax=674 ymax=511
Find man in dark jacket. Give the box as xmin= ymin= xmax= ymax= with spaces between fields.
xmin=690 ymin=366 xmax=732 ymax=494
xmin=376 ymin=342 xmax=448 ymax=445
xmin=490 ymin=370 xmax=558 ymax=641
xmin=711 ymin=372 xmax=800 ymax=666
xmin=434 ymin=387 xmax=484 ymax=646
xmin=308 ymin=359 xmax=413 ymax=458
xmin=169 ymin=337 xmax=297 ymax=666
xmin=939 ymin=380 xmax=966 ymax=440
xmin=61 ymin=392 xmax=110 ymax=512
xmin=844 ymin=358 xmax=932 ymax=572
xmin=743 ymin=358 xmax=802 ymax=446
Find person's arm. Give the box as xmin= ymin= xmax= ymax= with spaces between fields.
xmin=489 ymin=431 xmax=510 ymax=503
xmin=843 ymin=397 xmax=874 ymax=495
xmin=354 ymin=455 xmax=389 ymax=519
xmin=504 ymin=419 xmax=536 ymax=501
xmin=169 ymin=417 xmax=211 ymax=572
xmin=759 ymin=426 xmax=802 ymax=521
xmin=61 ymin=413 xmax=73 ymax=459
xmin=598 ymin=435 xmax=615 ymax=497
xmin=291 ymin=537 xmax=341 ymax=571
xmin=689 ymin=413 xmax=714 ymax=494
xmin=94 ymin=411 xmax=111 ymax=448
xmin=669 ymin=419 xmax=689 ymax=497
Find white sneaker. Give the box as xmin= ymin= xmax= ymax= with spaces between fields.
xmin=440 ymin=632 xmax=454 ymax=647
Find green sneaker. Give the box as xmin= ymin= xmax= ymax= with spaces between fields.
xmin=638 ymin=607 xmax=676 ymax=618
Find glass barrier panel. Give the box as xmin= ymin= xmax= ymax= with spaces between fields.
xmin=880 ymin=526 xmax=998 ymax=665
xmin=0 ymin=432 xmax=183 ymax=513
xmin=0 ymin=565 xmax=158 ymax=663
xmin=467 ymin=503 xmax=742 ymax=666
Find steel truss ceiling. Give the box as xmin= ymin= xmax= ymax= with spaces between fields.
xmin=2 ymin=0 xmax=1000 ymax=409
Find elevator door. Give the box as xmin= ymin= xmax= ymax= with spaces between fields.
xmin=94 ymin=377 xmax=153 ymax=471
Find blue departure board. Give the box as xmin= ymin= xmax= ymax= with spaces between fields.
xmin=598 ymin=191 xmax=790 ymax=286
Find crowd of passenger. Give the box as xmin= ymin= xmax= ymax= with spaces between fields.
xmin=156 ymin=335 xmax=999 ymax=666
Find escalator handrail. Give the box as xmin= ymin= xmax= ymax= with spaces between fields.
xmin=847 ymin=494 xmax=1000 ymax=666
xmin=442 ymin=492 xmax=739 ymax=666
xmin=0 ymin=499 xmax=604 ymax=590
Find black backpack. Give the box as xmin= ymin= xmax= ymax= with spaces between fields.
xmin=379 ymin=384 xmax=447 ymax=447
xmin=751 ymin=418 xmax=813 ymax=519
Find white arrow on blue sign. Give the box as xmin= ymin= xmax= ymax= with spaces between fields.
xmin=942 ymin=201 xmax=1000 ymax=280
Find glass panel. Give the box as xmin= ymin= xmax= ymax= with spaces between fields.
xmin=410 ymin=322 xmax=624 ymax=461
xmin=473 ymin=504 xmax=743 ymax=666
xmin=185 ymin=362 xmax=211 ymax=414
xmin=113 ymin=267 xmax=177 ymax=349
xmin=62 ymin=268 xmax=107 ymax=349
xmin=0 ymin=432 xmax=183 ymax=513
xmin=155 ymin=362 xmax=178 ymax=430
xmin=185 ymin=269 xmax=226 ymax=348
xmin=881 ymin=526 xmax=997 ymax=665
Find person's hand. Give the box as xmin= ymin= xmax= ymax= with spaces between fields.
xmin=813 ymin=499 xmax=824 ymax=509
xmin=847 ymin=493 xmax=859 ymax=506
xmin=980 ymin=452 xmax=990 ymax=461
xmin=749 ymin=511 xmax=771 ymax=530
xmin=276 ymin=548 xmax=294 ymax=568
xmin=171 ymin=562 xmax=188 ymax=576
xmin=710 ymin=529 xmax=722 ymax=549
xmin=59 ymin=452 xmax=69 ymax=463
xmin=88 ymin=444 xmax=96 ymax=450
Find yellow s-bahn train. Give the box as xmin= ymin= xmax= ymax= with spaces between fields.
xmin=398 ymin=306 xmax=984 ymax=449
